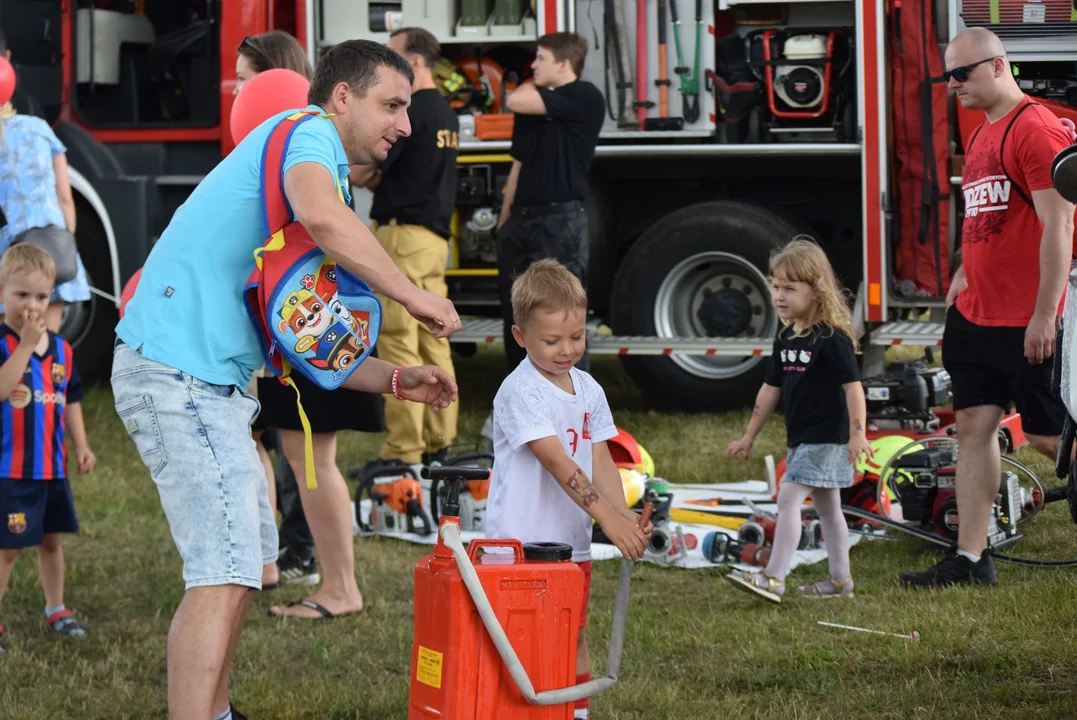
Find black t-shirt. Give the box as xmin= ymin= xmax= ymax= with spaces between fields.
xmin=370 ymin=89 xmax=459 ymax=239
xmin=765 ymin=324 xmax=861 ymax=447
xmin=510 ymin=80 xmax=605 ymax=207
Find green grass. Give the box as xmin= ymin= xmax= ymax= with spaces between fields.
xmin=3 ymin=345 xmax=1077 ymax=719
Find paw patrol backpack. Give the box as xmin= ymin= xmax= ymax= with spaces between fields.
xmin=244 ymin=110 xmax=382 ymax=489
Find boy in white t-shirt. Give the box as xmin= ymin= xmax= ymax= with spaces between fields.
xmin=487 ymin=258 xmax=652 ymax=720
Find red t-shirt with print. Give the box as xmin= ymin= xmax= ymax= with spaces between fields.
xmin=957 ymin=97 xmax=1074 ymax=327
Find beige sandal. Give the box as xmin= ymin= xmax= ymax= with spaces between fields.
xmin=725 ymin=568 xmax=785 ymax=604
xmin=798 ymin=574 xmax=854 ymax=599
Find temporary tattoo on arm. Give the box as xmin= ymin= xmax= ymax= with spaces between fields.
xmin=752 ymin=405 xmax=760 ymax=415
xmin=855 ymin=419 xmax=864 ymax=432
xmin=567 ymin=468 xmax=601 ymax=507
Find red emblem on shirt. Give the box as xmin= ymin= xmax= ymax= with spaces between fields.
xmin=582 ymin=412 xmax=591 ymax=440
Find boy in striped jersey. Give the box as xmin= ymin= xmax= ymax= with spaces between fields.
xmin=0 ymin=244 xmax=95 ymax=653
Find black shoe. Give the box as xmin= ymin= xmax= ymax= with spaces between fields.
xmin=899 ymin=550 xmax=998 ymax=588
xmin=278 ymin=553 xmax=320 ymax=586
xmin=229 ymin=703 xmax=249 ymax=720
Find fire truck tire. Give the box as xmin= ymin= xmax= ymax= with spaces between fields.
xmin=61 ymin=201 xmax=119 ymax=388
xmin=610 ymin=201 xmax=798 ymax=412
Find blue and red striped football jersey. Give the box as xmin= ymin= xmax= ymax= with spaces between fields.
xmin=0 ymin=325 xmax=83 ymax=480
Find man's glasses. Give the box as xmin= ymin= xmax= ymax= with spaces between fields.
xmin=943 ymin=56 xmax=999 ymax=84
xmin=239 ymin=36 xmax=269 ymax=64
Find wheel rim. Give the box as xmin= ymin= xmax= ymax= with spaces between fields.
xmin=58 ymin=271 xmax=97 ymax=350
xmin=653 ymin=251 xmax=777 ymax=380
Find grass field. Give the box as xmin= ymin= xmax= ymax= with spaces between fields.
xmin=3 ymin=345 xmax=1077 ymax=719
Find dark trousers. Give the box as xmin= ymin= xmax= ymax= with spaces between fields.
xmin=260 ymin=427 xmax=315 ymax=562
xmin=497 ymin=201 xmax=591 ymax=373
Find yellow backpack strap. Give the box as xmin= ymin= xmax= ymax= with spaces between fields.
xmin=280 ymin=360 xmax=318 ymax=491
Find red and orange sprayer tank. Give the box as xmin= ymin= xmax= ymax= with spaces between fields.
xmin=408 ymin=465 xmax=652 ymax=719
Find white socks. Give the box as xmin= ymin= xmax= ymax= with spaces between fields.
xmin=811 ymin=487 xmax=851 ymax=581
xmin=212 ymin=708 xmax=232 ymax=720
xmin=765 ymin=483 xmax=852 ymax=585
xmin=764 ymin=481 xmax=814 ymax=581
xmin=957 ymin=549 xmax=982 ymax=564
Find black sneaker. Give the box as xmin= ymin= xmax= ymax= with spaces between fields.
xmin=229 ymin=703 xmax=249 ymax=720
xmin=278 ymin=554 xmax=320 ymax=586
xmin=899 ymin=550 xmax=998 ymax=588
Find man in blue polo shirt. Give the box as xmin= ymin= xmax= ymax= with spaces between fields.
xmin=112 ymin=40 xmax=460 ymax=720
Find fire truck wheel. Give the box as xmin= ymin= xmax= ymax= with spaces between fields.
xmin=610 ymin=201 xmax=798 ymax=412
xmin=60 ymin=201 xmax=119 ymax=388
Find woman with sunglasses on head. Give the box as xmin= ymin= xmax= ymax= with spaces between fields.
xmin=233 ymin=30 xmax=388 ymax=621
xmin=234 ymin=30 xmax=313 ymax=96
xmin=234 ymin=30 xmax=317 ymax=596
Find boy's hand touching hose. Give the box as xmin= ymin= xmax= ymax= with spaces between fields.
xmin=599 ymin=513 xmax=647 ymax=562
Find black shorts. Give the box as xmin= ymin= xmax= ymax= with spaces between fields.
xmin=0 ymin=477 xmax=79 ymax=548
xmin=255 ymin=372 xmax=385 ymax=435
xmin=942 ymin=305 xmax=1065 ymax=436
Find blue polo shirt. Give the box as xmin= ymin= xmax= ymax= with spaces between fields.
xmin=116 ymin=106 xmax=353 ymax=387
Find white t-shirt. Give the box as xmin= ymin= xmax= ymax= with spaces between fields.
xmin=486 ymin=359 xmax=618 ymax=562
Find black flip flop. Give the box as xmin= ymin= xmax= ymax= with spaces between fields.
xmin=267 ymin=599 xmax=336 ymax=620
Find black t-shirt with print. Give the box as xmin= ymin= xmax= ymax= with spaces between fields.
xmin=370 ymin=89 xmax=459 ymax=240
xmin=764 ymin=324 xmax=861 ymax=447
xmin=510 ymin=80 xmax=605 ymax=207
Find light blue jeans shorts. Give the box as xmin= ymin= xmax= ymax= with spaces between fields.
xmin=111 ymin=341 xmax=277 ymax=590
xmin=785 ymin=443 xmax=855 ymax=489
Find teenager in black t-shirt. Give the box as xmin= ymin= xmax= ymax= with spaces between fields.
xmin=497 ymin=32 xmax=605 ymax=374
xmin=356 ymin=27 xmax=460 ymax=468
xmin=724 ymin=238 xmax=872 ymax=604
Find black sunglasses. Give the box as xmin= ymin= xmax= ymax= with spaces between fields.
xmin=239 ymin=36 xmax=269 ymax=63
xmin=943 ymin=56 xmax=1000 ymax=84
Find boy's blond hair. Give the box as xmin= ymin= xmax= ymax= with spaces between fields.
xmin=511 ymin=258 xmax=588 ymax=326
xmin=0 ymin=244 xmax=57 ymax=287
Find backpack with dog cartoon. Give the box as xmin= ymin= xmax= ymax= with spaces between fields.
xmin=243 ymin=110 xmax=382 ymax=488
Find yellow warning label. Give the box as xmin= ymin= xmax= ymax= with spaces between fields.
xmin=416 ymin=646 xmax=444 ymax=689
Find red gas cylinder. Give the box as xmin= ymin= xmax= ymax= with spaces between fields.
xmin=409 ymin=517 xmax=584 ymax=718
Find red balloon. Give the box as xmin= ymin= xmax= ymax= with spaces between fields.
xmin=0 ymin=56 xmax=16 ymax=107
xmin=229 ymin=68 xmax=311 ymax=145
xmin=119 ymin=267 xmax=142 ymax=319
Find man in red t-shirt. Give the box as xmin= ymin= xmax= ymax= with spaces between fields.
xmin=901 ymin=27 xmax=1076 ymax=590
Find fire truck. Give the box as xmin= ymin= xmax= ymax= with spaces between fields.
xmin=5 ymin=0 xmax=1075 ymax=411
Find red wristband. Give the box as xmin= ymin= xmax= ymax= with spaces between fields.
xmin=391 ymin=366 xmax=405 ymax=401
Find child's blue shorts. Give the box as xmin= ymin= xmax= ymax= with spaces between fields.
xmin=0 ymin=477 xmax=79 ymax=548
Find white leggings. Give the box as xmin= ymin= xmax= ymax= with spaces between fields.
xmin=764 ymin=480 xmax=851 ymax=582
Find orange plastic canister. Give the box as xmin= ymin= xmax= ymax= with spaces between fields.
xmin=408 ymin=524 xmax=585 ymax=719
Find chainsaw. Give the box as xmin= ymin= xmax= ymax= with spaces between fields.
xmin=354 ymin=460 xmax=433 ymax=536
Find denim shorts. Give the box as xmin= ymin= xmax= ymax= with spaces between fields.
xmin=111 ymin=341 xmax=277 ymax=590
xmin=785 ymin=443 xmax=855 ymax=489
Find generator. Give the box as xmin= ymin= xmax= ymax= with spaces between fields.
xmin=454 ymin=163 xmax=508 ymax=268
xmin=888 ymin=446 xmax=1025 ymax=548
xmin=740 ymin=27 xmax=858 ymax=143
xmin=862 ymin=358 xmax=951 ymax=432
